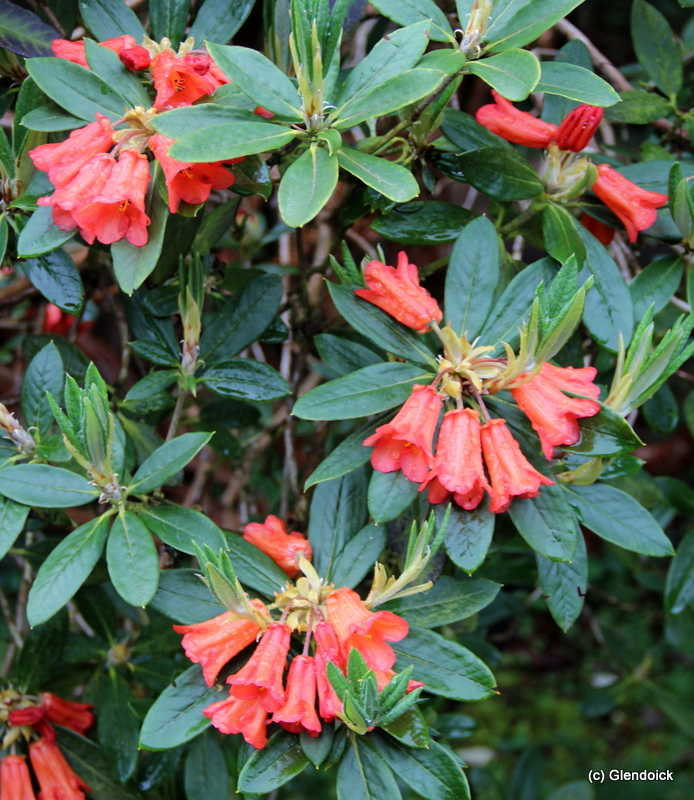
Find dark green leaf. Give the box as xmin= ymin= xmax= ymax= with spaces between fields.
xmin=631 ymin=0 xmax=682 ymax=97
xmin=0 ymin=497 xmax=29 ymax=561
xmin=79 ymin=0 xmax=146 ymax=39
xmin=189 ymin=0 xmax=255 ymax=45
xmin=337 ymin=147 xmax=419 ymax=203
xmin=13 ymin=75 xmax=44 ymax=155
xmin=542 ymin=205 xmax=586 ymax=265
xmin=441 ymin=108 xmax=511 ymax=152
xmin=136 ymin=506 xmax=226 ymax=555
xmin=301 ymin=725 xmax=334 ymax=768
xmin=665 ymin=531 xmax=694 ymax=614
xmin=13 ymin=611 xmax=68 ymax=691
xmin=278 ymin=146 xmax=339 ymax=227
xmin=331 ymin=522 xmax=387 ymax=589
xmin=629 ymin=255 xmax=683 ymax=320
xmin=225 ymin=533 xmax=289 ymax=595
xmin=337 ymin=734 xmax=401 ymax=800
xmin=150 ymin=569 xmax=222 ymax=624
xmin=203 ymin=359 xmax=290 ymax=402
xmin=23 ymin=249 xmax=84 ymax=313
xmin=0 ymin=0 xmax=57 ymax=58
xmin=17 ymin=206 xmax=74 ymax=258
xmin=20 ymin=103 xmax=86 ymax=132
xmin=26 ymin=515 xmax=110 ymax=626
xmin=107 ymin=511 xmax=160 ymax=607
xmin=0 ymin=464 xmax=98 ymax=507
xmin=537 ymin=62 xmax=619 ymax=106
xmin=315 ymin=334 xmax=382 ymax=376
xmin=124 ymin=371 xmax=177 ymax=402
xmin=382 ymin=706 xmax=430 ymax=748
xmin=542 ymin=40 xmax=593 ymax=124
xmin=536 ymin=530 xmax=588 ymax=631
xmin=99 ymin=670 xmax=140 ymax=781
xmin=458 ymin=146 xmax=543 ymax=201
xmin=605 ymin=91 xmax=673 ymax=124
xmin=368 ymin=469 xmax=419 ymax=523
xmin=129 ymin=432 xmax=212 ymax=495
xmin=442 ymin=500 xmax=495 ymax=574
xmin=508 ymin=484 xmax=579 ymax=562
xmin=184 ymin=729 xmax=229 ymax=800
xmin=563 ymin=404 xmax=644 ymax=458
xmin=238 ymin=730 xmax=309 ymax=793
xmin=84 ymin=39 xmax=150 ymax=108
xmin=545 ymin=781 xmax=594 ymax=800
xmin=371 ymin=201 xmax=476 ymax=245
xmin=231 ymin=154 xmax=272 ymax=199
xmin=468 ymin=49 xmax=540 ymax=101
xmin=150 ymin=0 xmax=190 ymax=43
xmin=22 ymin=341 xmax=63 ymax=434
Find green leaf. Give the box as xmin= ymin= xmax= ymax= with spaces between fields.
xmin=238 ymin=729 xmax=309 ymax=793
xmin=301 ymin=726 xmax=334 ymax=768
xmin=152 ymin=104 xmax=257 ymax=139
xmin=279 ymin=146 xmax=339 ymax=227
xmin=337 ymin=147 xmax=419 ymax=203
xmin=333 ymin=69 xmax=445 ymax=130
xmin=22 ymin=341 xmax=63 ymax=434
xmin=631 ymin=0 xmax=682 ymax=97
xmin=184 ymin=729 xmax=229 ymax=800
xmin=0 ymin=497 xmax=29 ymax=561
xmin=189 ymin=0 xmax=254 ymax=45
xmin=542 ymin=205 xmax=586 ymax=265
xmin=459 ymin=146 xmax=543 ymax=201
xmin=23 ymin=249 xmax=84 ymax=314
xmin=79 ymin=0 xmax=146 ymax=38
xmin=150 ymin=569 xmax=221 ymax=624
xmin=13 ymin=611 xmax=68 ymax=691
xmin=203 ymin=359 xmax=290 ymax=401
xmin=441 ymin=108 xmax=511 ymax=152
xmin=577 ymin=226 xmax=633 ymax=353
xmin=308 ymin=469 xmax=368 ymax=579
xmin=468 ymin=49 xmax=540 ymax=101
xmin=382 ymin=706 xmax=430 ymax=748
xmin=129 ymin=432 xmax=212 ymax=495
xmin=331 ymin=522 xmax=387 ymax=589
xmin=372 ymin=733 xmax=470 ymax=800
xmin=367 ymin=470 xmax=419 ymax=523
xmin=367 ymin=0 xmax=453 ymax=42
xmin=537 ymin=62 xmax=620 ymax=106
xmin=629 ymin=255 xmax=683 ymax=321
xmin=170 ymin=121 xmax=297 ymax=162
xmin=107 ymin=511 xmax=160 ymax=607
xmin=565 ymin=483 xmax=674 ymax=556
xmin=17 ymin=206 xmax=74 ymax=257
xmin=13 ymin=75 xmax=44 ymax=155
xmin=150 ymin=0 xmax=190 ymax=43
xmin=231 ymin=153 xmax=272 ymax=199
xmin=99 ymin=670 xmax=140 ymax=781
xmin=0 ymin=0 xmax=57 ymax=58
xmin=563 ymin=404 xmax=644 ymax=458
xmin=508 ymin=483 xmax=579 ymax=562
xmin=225 ymin=533 xmax=289 ymax=595
xmin=207 ymin=43 xmax=302 ymax=119
xmin=606 ymin=91 xmax=673 ymax=124
xmin=393 ymin=625 xmax=496 ymax=700
xmin=26 ymin=58 xmax=129 ymax=122
xmin=445 ymin=216 xmax=500 ymax=339
xmin=337 ymin=734 xmax=401 ymax=800
xmin=20 ymin=103 xmax=86 ymax=132
xmin=665 ymin=531 xmax=694 ymax=614
xmin=536 ymin=530 xmax=588 ymax=631
xmin=545 ymin=781 xmax=594 ymax=800
xmin=139 ymin=665 xmax=216 ymax=750
xmin=383 ymin=575 xmax=501 ymax=627
xmin=84 ymin=39 xmax=150 ymax=109
xmin=542 ymin=40 xmax=594 ymax=125
xmin=292 ymin=362 xmax=431 ymax=420
xmin=371 ymin=201 xmax=476 ymax=245
xmin=315 ymin=334 xmax=382 ymax=376
xmin=136 ymin=506 xmax=226 ymax=556
xmin=441 ymin=500 xmax=495 ymax=574
xmin=112 ymin=190 xmax=169 ymax=295
xmin=26 ymin=515 xmax=110 ymax=626
xmin=0 ymin=464 xmax=98 ymax=507
xmin=0 ymin=216 xmax=7 ymax=264
xmin=485 ymin=0 xmax=584 ymax=52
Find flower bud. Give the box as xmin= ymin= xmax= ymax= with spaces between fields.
xmin=119 ymin=45 xmax=151 ymax=70
xmin=554 ymin=105 xmax=603 ymax=152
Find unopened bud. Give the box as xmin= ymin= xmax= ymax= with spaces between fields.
xmin=554 ymin=105 xmax=603 ymax=152
xmin=457 ymin=0 xmax=493 ymax=58
xmin=183 ymin=52 xmax=212 ymax=75
xmin=0 ymin=403 xmax=35 ymax=455
xmin=119 ymin=46 xmax=151 ymax=71
xmin=542 ymin=143 xmax=599 ymax=201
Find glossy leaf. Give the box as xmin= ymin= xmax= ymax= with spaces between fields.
xmin=0 ymin=498 xmax=30 ymax=562
xmin=26 ymin=515 xmax=111 ymax=626
xmin=23 ymin=249 xmax=84 ymax=314
xmin=536 ymin=530 xmax=588 ymax=631
xmin=371 ymin=201 xmax=477 ymax=246
xmin=459 ymin=146 xmax=544 ymax=201
xmin=0 ymin=464 xmax=98 ymax=507
xmin=631 ymin=0 xmax=682 ymax=97
xmin=203 ymin=359 xmax=290 ymax=402
xmin=543 ymin=205 xmax=586 ymax=265
xmin=22 ymin=341 xmax=63 ymax=434
xmin=331 ymin=522 xmax=387 ymax=589
xmin=468 ymin=49 xmax=541 ymax=101
xmin=238 ymin=730 xmax=309 ymax=793
xmin=337 ymin=147 xmax=419 ymax=203
xmin=107 ymin=511 xmax=160 ymax=607
xmin=79 ymin=0 xmax=146 ymax=39
xmin=136 ymin=506 xmax=226 ymax=555
xmin=189 ymin=0 xmax=254 ymax=44
xmin=129 ymin=432 xmax=212 ymax=495
xmin=99 ymin=670 xmax=140 ymax=781
xmin=150 ymin=569 xmax=222 ymax=624
xmin=279 ymin=146 xmax=339 ymax=227
xmin=17 ymin=207 xmax=74 ymax=258
xmin=441 ymin=108 xmax=511 ymax=152
xmin=441 ymin=500 xmax=495 ymax=574
xmin=337 ymin=734 xmax=401 ymax=800
xmin=537 ymin=62 xmax=620 ymax=106
xmin=315 ymin=334 xmax=382 ymax=376
xmin=170 ymin=121 xmax=297 ymax=162
xmin=508 ymin=484 xmax=579 ymax=562
xmin=368 ymin=469 xmax=419 ymax=523
xmin=564 ymin=404 xmax=644 ymax=458
xmin=150 ymin=0 xmax=190 ymax=43
xmin=184 ymin=730 xmax=229 ymax=800
xmin=629 ymin=255 xmax=683 ymax=320
xmin=665 ymin=531 xmax=694 ymax=614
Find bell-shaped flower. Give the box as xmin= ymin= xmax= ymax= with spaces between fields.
xmin=420 ymin=408 xmax=491 ymax=510
xmin=272 ymin=655 xmax=322 ymax=736
xmin=51 ymin=35 xmax=137 ymax=68
xmin=0 ymin=755 xmax=36 ymax=800
xmin=591 ymin=164 xmax=668 ymax=242
xmin=480 ymin=418 xmax=554 ymax=513
xmin=203 ymin=694 xmax=268 ymax=749
xmin=119 ymin=45 xmax=152 ymax=71
xmin=150 ymin=133 xmax=240 ymax=213
xmin=554 ymin=105 xmax=603 ymax=152
xmin=73 ymin=149 xmax=151 ymax=246
xmin=475 ymin=90 xmax=558 ymax=148
xmin=363 ymin=384 xmax=442 ymax=483
xmin=511 ymin=363 xmax=601 ymax=458
xmin=151 ymin=51 xmax=218 ymax=108
xmin=29 ymin=738 xmax=91 ymax=800
xmin=355 ymin=251 xmax=442 ymax=332
xmin=242 ymin=515 xmax=312 ymax=579
xmin=29 ymin=115 xmax=115 ymax=189
xmin=325 ymin=587 xmax=408 ymax=673
xmin=313 ymin=622 xmax=345 ymax=721
xmin=173 ymin=599 xmax=268 ymax=687
xmin=227 ymin=623 xmax=290 ymax=712
xmin=40 ymin=693 xmax=94 ymax=737
xmin=581 ymin=213 xmax=615 ymax=245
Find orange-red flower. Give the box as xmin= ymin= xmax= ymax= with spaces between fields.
xmin=325 ymin=587 xmax=408 ymax=672
xmin=119 ymin=45 xmax=151 ymax=71
xmin=313 ymin=621 xmax=344 ymax=722
xmin=475 ymin=90 xmax=558 ymax=149
xmin=581 ymin=213 xmax=615 ymax=245
xmin=272 ymin=655 xmax=322 ymax=736
xmin=511 ymin=362 xmax=601 ymax=458
xmin=29 ymin=115 xmax=115 ymax=189
xmin=227 ymin=623 xmax=290 ymax=712
xmin=40 ymin=693 xmax=94 ymax=737
xmin=203 ymin=694 xmax=268 ymax=749
xmin=173 ymin=599 xmax=268 ymax=687
xmin=73 ymin=149 xmax=151 ymax=246
xmin=29 ymin=738 xmax=91 ymax=800
xmin=420 ymin=408 xmax=491 ymax=510
xmin=554 ymin=105 xmax=603 ymax=152
xmin=480 ymin=418 xmax=554 ymax=513
xmin=0 ymin=755 xmax=36 ymax=800
xmin=355 ymin=251 xmax=442 ymax=332
xmin=591 ymin=164 xmax=668 ymax=242
xmin=51 ymin=35 xmax=137 ymax=68
xmin=149 ymin=133 xmax=239 ymax=213
xmin=363 ymin=384 xmax=442 ymax=483
xmin=242 ymin=515 xmax=312 ymax=579
xmin=151 ymin=51 xmax=218 ymax=108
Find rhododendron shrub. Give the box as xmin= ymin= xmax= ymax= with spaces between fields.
xmin=0 ymin=0 xmax=693 ymax=796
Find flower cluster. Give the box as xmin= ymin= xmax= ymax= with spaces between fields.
xmin=357 ymin=255 xmax=602 ymax=512
xmin=0 ymin=689 xmax=94 ymax=799
xmin=475 ymin=91 xmax=668 ymax=242
xmin=29 ymin=36 xmax=246 ymax=246
xmin=174 ymin=516 xmax=416 ymax=749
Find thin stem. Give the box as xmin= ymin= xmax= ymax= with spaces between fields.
xmin=498 ymin=206 xmax=537 ymax=238
xmin=166 ymin=388 xmax=187 ymax=442
xmin=472 ymin=388 xmax=491 ymax=421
